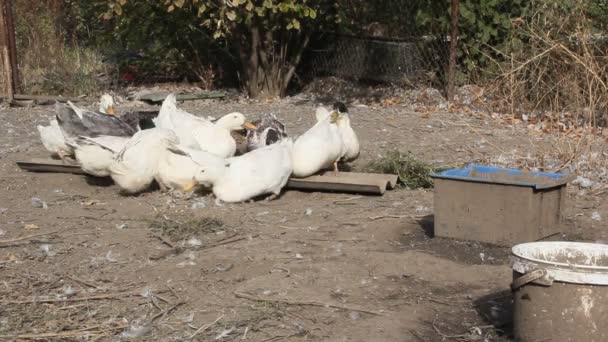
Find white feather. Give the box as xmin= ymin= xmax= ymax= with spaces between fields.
xmin=154 ymin=94 xmax=247 ymax=157
xmin=194 ymin=139 xmax=294 ymax=203
xmin=37 ymin=119 xmax=71 ymax=157
xmin=292 ymin=115 xmax=344 ymax=178
xmin=156 ymin=145 xmax=224 ymax=191
xmin=73 ymin=136 xmax=129 ymax=177
xmin=109 ymin=128 xmax=178 ymax=194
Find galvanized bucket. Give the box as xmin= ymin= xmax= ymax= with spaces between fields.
xmin=511 ymin=242 xmax=608 ymax=342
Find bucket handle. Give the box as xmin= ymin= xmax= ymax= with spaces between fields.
xmin=511 ymin=268 xmax=548 ymax=291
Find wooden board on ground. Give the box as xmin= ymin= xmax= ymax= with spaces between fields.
xmin=286 ymin=171 xmax=398 ymax=195
xmin=16 ymin=159 xmax=399 ymax=195
xmin=136 ymin=92 xmax=226 ymax=104
xmin=16 ymin=159 xmax=86 ymax=175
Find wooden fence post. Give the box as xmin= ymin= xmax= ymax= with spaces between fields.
xmin=0 ymin=0 xmax=18 ymax=102
xmin=447 ymin=0 xmax=459 ymax=101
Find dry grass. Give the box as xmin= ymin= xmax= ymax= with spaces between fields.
xmin=486 ymin=3 xmax=608 ymax=128
xmin=13 ymin=0 xmax=106 ymax=96
xmin=364 ymin=150 xmax=453 ymax=189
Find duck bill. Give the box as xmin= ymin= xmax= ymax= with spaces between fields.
xmin=243 ymin=122 xmax=257 ymax=130
xmin=105 ymin=106 xmax=117 ymax=115
xmin=182 ymin=180 xmax=197 ymax=192
xmin=329 ymin=110 xmax=340 ymax=123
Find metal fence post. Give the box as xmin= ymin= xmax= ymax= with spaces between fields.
xmin=447 ymin=0 xmax=459 ymax=101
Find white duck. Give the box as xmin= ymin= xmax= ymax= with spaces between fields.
xmin=109 ymin=128 xmax=179 ymax=194
xmin=37 ymin=94 xmax=119 ymax=161
xmin=37 ymin=118 xmax=72 ymax=160
xmin=315 ymin=102 xmax=359 ymax=163
xmin=192 ymin=138 xmax=294 ymax=204
xmin=69 ymin=136 xmax=129 ymax=177
xmin=154 ymin=94 xmax=253 ymax=157
xmin=291 ymin=109 xmax=344 ymax=178
xmin=156 ymin=145 xmax=225 ymax=192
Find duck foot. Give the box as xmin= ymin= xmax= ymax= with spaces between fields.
xmin=58 ymin=152 xmax=77 ymax=165
xmin=264 ymin=193 xmax=278 ymax=202
xmin=156 ymin=180 xmax=169 ymax=193
xmin=332 ymin=161 xmax=339 ymax=176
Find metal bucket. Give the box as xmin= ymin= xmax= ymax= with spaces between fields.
xmin=511 ymin=242 xmax=608 ymax=342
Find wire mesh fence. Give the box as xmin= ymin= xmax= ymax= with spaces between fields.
xmin=0 ymin=0 xmax=457 ymax=99
xmin=304 ymin=33 xmax=451 ymax=88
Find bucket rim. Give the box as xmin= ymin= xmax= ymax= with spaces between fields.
xmin=512 ymin=241 xmax=608 ymax=271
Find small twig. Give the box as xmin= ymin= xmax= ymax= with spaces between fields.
xmin=0 ymin=323 xmax=128 ymax=340
xmin=241 ymin=326 xmax=249 ymax=340
xmin=67 ymin=276 xmax=101 ymax=289
xmin=368 ymin=214 xmax=416 ymax=220
xmin=1 ymin=289 xmax=151 ymax=305
xmin=150 ymin=301 xmax=186 ymax=322
xmin=234 ymin=291 xmax=385 ymax=316
xmin=535 ymin=232 xmax=561 ymax=241
xmin=428 ymin=298 xmax=453 ymax=306
xmin=261 ymin=334 xmax=299 ymax=342
xmin=189 ymin=314 xmax=224 ymax=340
xmin=333 ymin=196 xmax=362 ymax=204
xmin=153 ymin=234 xmax=175 ymax=248
xmin=201 ymin=234 xmax=259 ymax=251
xmin=0 ymin=230 xmax=61 ymax=245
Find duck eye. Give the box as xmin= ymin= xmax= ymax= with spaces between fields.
xmin=200 ymin=170 xmax=205 ymax=173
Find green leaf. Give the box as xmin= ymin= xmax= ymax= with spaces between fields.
xmin=245 ymin=1 xmax=253 ymax=11
xmin=263 ymin=0 xmax=272 ymax=9
xmin=309 ymin=9 xmax=317 ymax=19
xmin=292 ymin=18 xmax=300 ymax=30
xmin=167 ymin=4 xmax=175 ymax=12
xmin=197 ymin=4 xmax=207 ymax=16
xmin=226 ymin=11 xmax=237 ymax=21
xmin=174 ymin=0 xmax=185 ymax=8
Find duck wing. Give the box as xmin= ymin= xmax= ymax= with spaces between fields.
xmin=57 ymin=102 xmax=136 ymax=137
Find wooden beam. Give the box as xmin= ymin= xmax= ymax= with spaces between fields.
xmin=1 ymin=94 xmax=84 ymax=103
xmin=4 ymin=0 xmax=18 ymax=93
xmin=447 ymin=0 xmax=460 ymax=101
xmin=0 ymin=0 xmax=13 ymax=101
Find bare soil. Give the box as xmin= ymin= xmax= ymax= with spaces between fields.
xmin=0 ymin=94 xmax=607 ymax=341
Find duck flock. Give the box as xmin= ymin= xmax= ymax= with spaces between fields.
xmin=36 ymin=94 xmax=360 ymax=204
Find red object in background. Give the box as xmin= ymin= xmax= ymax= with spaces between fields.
xmin=120 ymin=65 xmax=138 ymax=82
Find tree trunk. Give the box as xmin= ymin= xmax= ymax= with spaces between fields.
xmin=239 ymin=23 xmax=311 ymax=99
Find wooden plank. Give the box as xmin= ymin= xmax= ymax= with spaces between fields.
xmin=137 ymin=92 xmax=226 ymax=104
xmin=286 ymin=171 xmax=398 ymax=195
xmin=16 ymin=159 xmax=86 ymax=175
xmin=0 ymin=94 xmax=83 ymax=103
xmin=16 ymin=159 xmax=399 ymax=195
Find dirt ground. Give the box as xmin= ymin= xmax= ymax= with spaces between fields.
xmin=0 ymin=91 xmax=607 ymax=341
